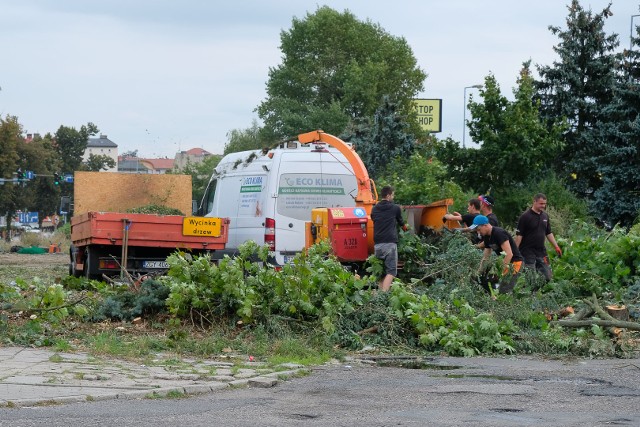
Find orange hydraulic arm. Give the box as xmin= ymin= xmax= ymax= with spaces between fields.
xmin=299 ymin=130 xmax=378 ymax=254
xmin=298 ymin=130 xmax=378 ymax=212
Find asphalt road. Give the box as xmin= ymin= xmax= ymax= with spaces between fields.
xmin=2 ymin=355 xmax=639 ymax=427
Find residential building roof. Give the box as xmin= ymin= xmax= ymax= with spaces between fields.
xmin=88 ymin=134 xmax=117 ymax=148
xmin=141 ymin=158 xmax=174 ymax=170
xmin=184 ymin=147 xmax=211 ymax=156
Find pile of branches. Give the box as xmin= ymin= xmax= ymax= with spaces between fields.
xmin=552 ymin=294 xmax=640 ymax=335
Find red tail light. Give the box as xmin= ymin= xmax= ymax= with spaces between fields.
xmin=265 ymin=217 xmax=276 ymax=250
xmin=99 ymin=259 xmax=119 ymax=270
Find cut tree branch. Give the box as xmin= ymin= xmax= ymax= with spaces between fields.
xmin=551 ymin=319 xmax=640 ymax=331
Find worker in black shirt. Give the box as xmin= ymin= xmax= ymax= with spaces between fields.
xmin=470 ymin=215 xmax=524 ymax=294
xmin=443 ymin=198 xmax=481 ymax=230
xmin=475 ymin=194 xmax=500 ymax=251
xmin=515 ymin=193 xmax=562 ymax=282
xmin=478 ymin=194 xmax=499 ymax=226
xmin=371 ymin=185 xmax=407 ymax=292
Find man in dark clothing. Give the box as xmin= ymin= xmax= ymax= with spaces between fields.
xmin=371 ymin=185 xmax=407 ymax=291
xmin=515 ymin=193 xmax=562 ymax=282
xmin=475 ymin=194 xmax=500 ymax=251
xmin=470 ymin=215 xmax=524 ymax=294
xmin=443 ymin=198 xmax=481 ymax=229
xmin=478 ymin=194 xmax=499 ymax=226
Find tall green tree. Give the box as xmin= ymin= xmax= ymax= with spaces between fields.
xmin=85 ymin=154 xmax=116 ymax=171
xmin=535 ymin=0 xmax=619 ymax=198
xmin=54 ymin=122 xmax=99 ymax=174
xmin=0 ymin=118 xmax=61 ymax=235
xmin=0 ymin=116 xmax=23 ymax=237
xmin=467 ymin=67 xmax=564 ymax=190
xmin=180 ymin=154 xmax=222 ymax=205
xmin=439 ymin=66 xmax=563 ymax=192
xmin=224 ymin=120 xmax=268 ymax=155
xmin=17 ymin=134 xmax=61 ymax=226
xmin=435 ymin=66 xmax=564 ymax=225
xmin=257 ymin=6 xmax=426 ymax=139
xmin=590 ymin=16 xmax=640 ymax=226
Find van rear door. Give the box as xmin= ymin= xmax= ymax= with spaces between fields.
xmin=227 ymin=174 xmax=269 ymax=248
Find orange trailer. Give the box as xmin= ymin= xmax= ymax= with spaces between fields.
xmin=70 ymin=212 xmax=229 ymax=279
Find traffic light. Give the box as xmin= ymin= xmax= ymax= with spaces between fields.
xmin=53 ymin=172 xmax=60 ymax=185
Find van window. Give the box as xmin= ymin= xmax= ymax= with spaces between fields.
xmin=277 ymin=173 xmax=357 ymax=220
xmin=202 ymin=179 xmax=218 ymax=215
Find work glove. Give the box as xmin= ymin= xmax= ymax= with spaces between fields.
xmin=402 ymin=224 xmax=408 ymax=232
xmin=554 ymin=245 xmax=562 ymax=257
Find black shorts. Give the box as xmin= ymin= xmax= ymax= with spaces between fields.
xmin=374 ymin=243 xmax=398 ymax=276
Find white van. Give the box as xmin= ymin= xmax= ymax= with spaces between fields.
xmin=199 ymin=141 xmax=358 ymax=265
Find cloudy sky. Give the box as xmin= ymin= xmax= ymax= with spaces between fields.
xmin=1 ymin=0 xmax=637 ymax=158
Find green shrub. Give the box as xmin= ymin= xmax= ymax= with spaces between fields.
xmin=93 ymin=279 xmax=170 ymax=321
xmin=127 ymin=205 xmax=184 ymax=215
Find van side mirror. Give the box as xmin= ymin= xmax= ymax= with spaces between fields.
xmin=192 ymin=200 xmax=198 ymax=215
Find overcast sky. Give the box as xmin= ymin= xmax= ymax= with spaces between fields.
xmin=1 ymin=0 xmax=638 ymax=158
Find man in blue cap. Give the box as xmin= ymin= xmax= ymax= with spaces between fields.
xmin=470 ymin=215 xmax=523 ymax=294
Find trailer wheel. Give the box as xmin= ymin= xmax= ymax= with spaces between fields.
xmin=84 ymin=247 xmax=96 ymax=280
xmin=69 ymin=244 xmax=81 ymax=277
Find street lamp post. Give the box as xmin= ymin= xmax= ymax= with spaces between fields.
xmin=630 ymin=15 xmax=640 ymax=81
xmin=463 ymin=84 xmax=482 ymax=148
xmin=631 ymin=15 xmax=640 ymax=55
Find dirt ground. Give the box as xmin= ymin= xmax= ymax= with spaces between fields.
xmin=0 ymin=252 xmax=69 ymax=283
xmin=0 ymin=252 xmax=69 ymax=266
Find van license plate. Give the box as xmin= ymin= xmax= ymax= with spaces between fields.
xmin=142 ymin=261 xmax=169 ymax=269
xmin=283 ymin=255 xmax=295 ymax=264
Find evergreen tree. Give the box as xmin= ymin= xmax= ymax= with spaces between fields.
xmin=535 ymin=0 xmax=619 ymax=198
xmin=343 ymin=97 xmax=416 ymax=180
xmin=590 ymin=15 xmax=640 ymax=226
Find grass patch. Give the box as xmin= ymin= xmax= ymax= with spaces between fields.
xmin=48 ymin=354 xmax=63 ymax=363
xmin=266 ymin=337 xmax=332 ymax=366
xmin=145 ymin=389 xmax=186 ymax=399
xmin=53 ymin=338 xmax=72 ymax=352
